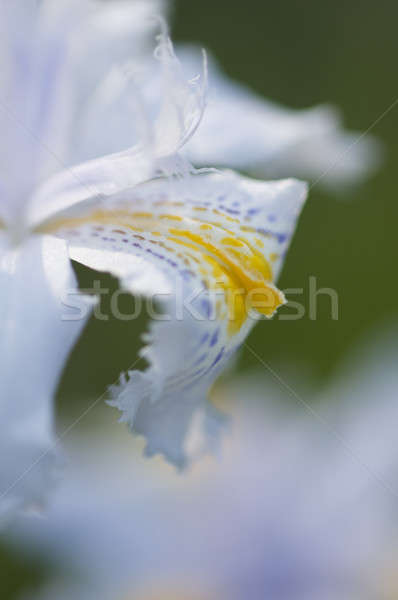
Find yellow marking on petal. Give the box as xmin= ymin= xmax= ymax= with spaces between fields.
xmin=270 ymin=252 xmax=279 ymax=262
xmin=180 ymin=250 xmax=200 ymax=264
xmin=227 ymin=247 xmax=270 ymax=279
xmin=221 ymin=237 xmax=245 ymax=248
xmin=201 ymin=252 xmax=247 ymax=332
xmin=167 ymin=228 xmax=272 ymax=283
xmin=193 ymin=206 xmax=207 ymax=212
xmin=210 ymin=223 xmax=235 ymax=235
xmin=212 ymin=208 xmax=240 ymax=223
xmin=128 ymin=212 xmax=153 ymax=219
xmin=170 ymin=236 xmax=247 ymax=332
xmin=254 ymin=237 xmax=264 ymax=248
xmin=153 ymin=200 xmax=184 ymax=207
xmin=168 ymin=229 xmax=283 ymax=330
xmin=38 ymin=209 xmax=148 ymax=233
xmin=39 ymin=207 xmax=284 ymax=332
xmin=42 ymin=207 xmax=265 ymax=274
xmin=159 ymin=214 xmax=183 ymax=221
xmin=240 ymin=225 xmax=256 ymax=233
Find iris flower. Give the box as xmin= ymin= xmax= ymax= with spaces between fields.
xmin=0 ymin=0 xmax=306 ymax=519
xmin=9 ymin=327 xmax=398 ymax=600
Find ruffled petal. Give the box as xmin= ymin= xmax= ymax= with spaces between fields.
xmin=41 ymin=0 xmax=168 ymax=166
xmin=179 ymin=46 xmax=382 ymax=188
xmin=0 ymin=233 xmax=93 ymax=522
xmin=39 ymin=171 xmax=307 ymax=466
xmin=27 ymin=34 xmax=206 ymax=229
xmin=0 ymin=0 xmax=166 ymax=227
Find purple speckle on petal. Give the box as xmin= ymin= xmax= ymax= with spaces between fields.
xmin=200 ymin=297 xmax=212 ymax=318
xmin=194 ymin=353 xmax=207 ymax=366
xmin=210 ymin=330 xmax=219 ymax=347
xmin=200 ymin=332 xmax=210 ymax=345
xmin=180 ymin=269 xmax=193 ymax=281
xmin=220 ymin=205 xmax=240 ymax=215
xmin=247 ymin=207 xmax=261 ymax=216
xmin=211 ymin=347 xmax=225 ymax=368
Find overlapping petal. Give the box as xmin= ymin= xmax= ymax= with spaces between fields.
xmin=39 ymin=171 xmax=307 ymax=465
xmin=179 ymin=46 xmax=382 ymax=189
xmin=0 ymin=234 xmax=93 ymax=522
xmin=26 ymin=33 xmax=207 ymax=229
xmin=42 ymin=0 xmax=168 ymax=166
xmin=0 ymin=0 xmax=167 ymax=227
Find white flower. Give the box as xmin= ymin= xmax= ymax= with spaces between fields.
xmin=0 ymin=1 xmax=306 ymax=519
xmin=8 ymin=326 xmax=398 ymax=600
xmin=178 ymin=46 xmax=383 ymax=190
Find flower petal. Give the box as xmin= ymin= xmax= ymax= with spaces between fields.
xmin=0 ymin=234 xmax=92 ymax=522
xmin=0 ymin=0 xmax=167 ymax=227
xmin=42 ymin=0 xmax=168 ymax=166
xmin=179 ymin=46 xmax=382 ymax=188
xmin=40 ymin=171 xmax=307 ymax=466
xmin=0 ymin=0 xmax=59 ymax=224
xmin=27 ymin=34 xmax=206 ymax=229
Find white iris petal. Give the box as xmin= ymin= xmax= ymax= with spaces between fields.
xmin=178 ymin=46 xmax=383 ymax=189
xmin=41 ymin=172 xmax=307 ymax=466
xmin=0 ymin=0 xmax=306 ymax=516
xmin=0 ymin=0 xmax=170 ymax=519
xmin=0 ymin=235 xmax=93 ymax=523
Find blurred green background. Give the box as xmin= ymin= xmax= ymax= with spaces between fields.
xmin=2 ymin=0 xmax=398 ymax=597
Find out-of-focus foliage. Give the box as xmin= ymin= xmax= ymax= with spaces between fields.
xmin=0 ymin=542 xmax=47 ymax=599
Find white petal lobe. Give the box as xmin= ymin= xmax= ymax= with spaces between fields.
xmin=0 ymin=234 xmax=92 ymax=522
xmin=27 ymin=36 xmax=206 ymax=229
xmin=179 ymin=46 xmax=382 ymax=188
xmin=43 ymin=171 xmax=307 ymax=466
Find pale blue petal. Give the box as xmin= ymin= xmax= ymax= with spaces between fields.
xmin=42 ymin=171 xmax=307 ymax=466
xmin=0 ymin=0 xmax=166 ymax=227
xmin=0 ymin=234 xmax=92 ymax=522
xmin=179 ymin=45 xmax=382 ymax=189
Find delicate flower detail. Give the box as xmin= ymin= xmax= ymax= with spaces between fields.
xmin=0 ymin=0 xmax=306 ymax=517
xmin=178 ymin=46 xmax=383 ymax=189
xmin=41 ymin=172 xmax=306 ymax=466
